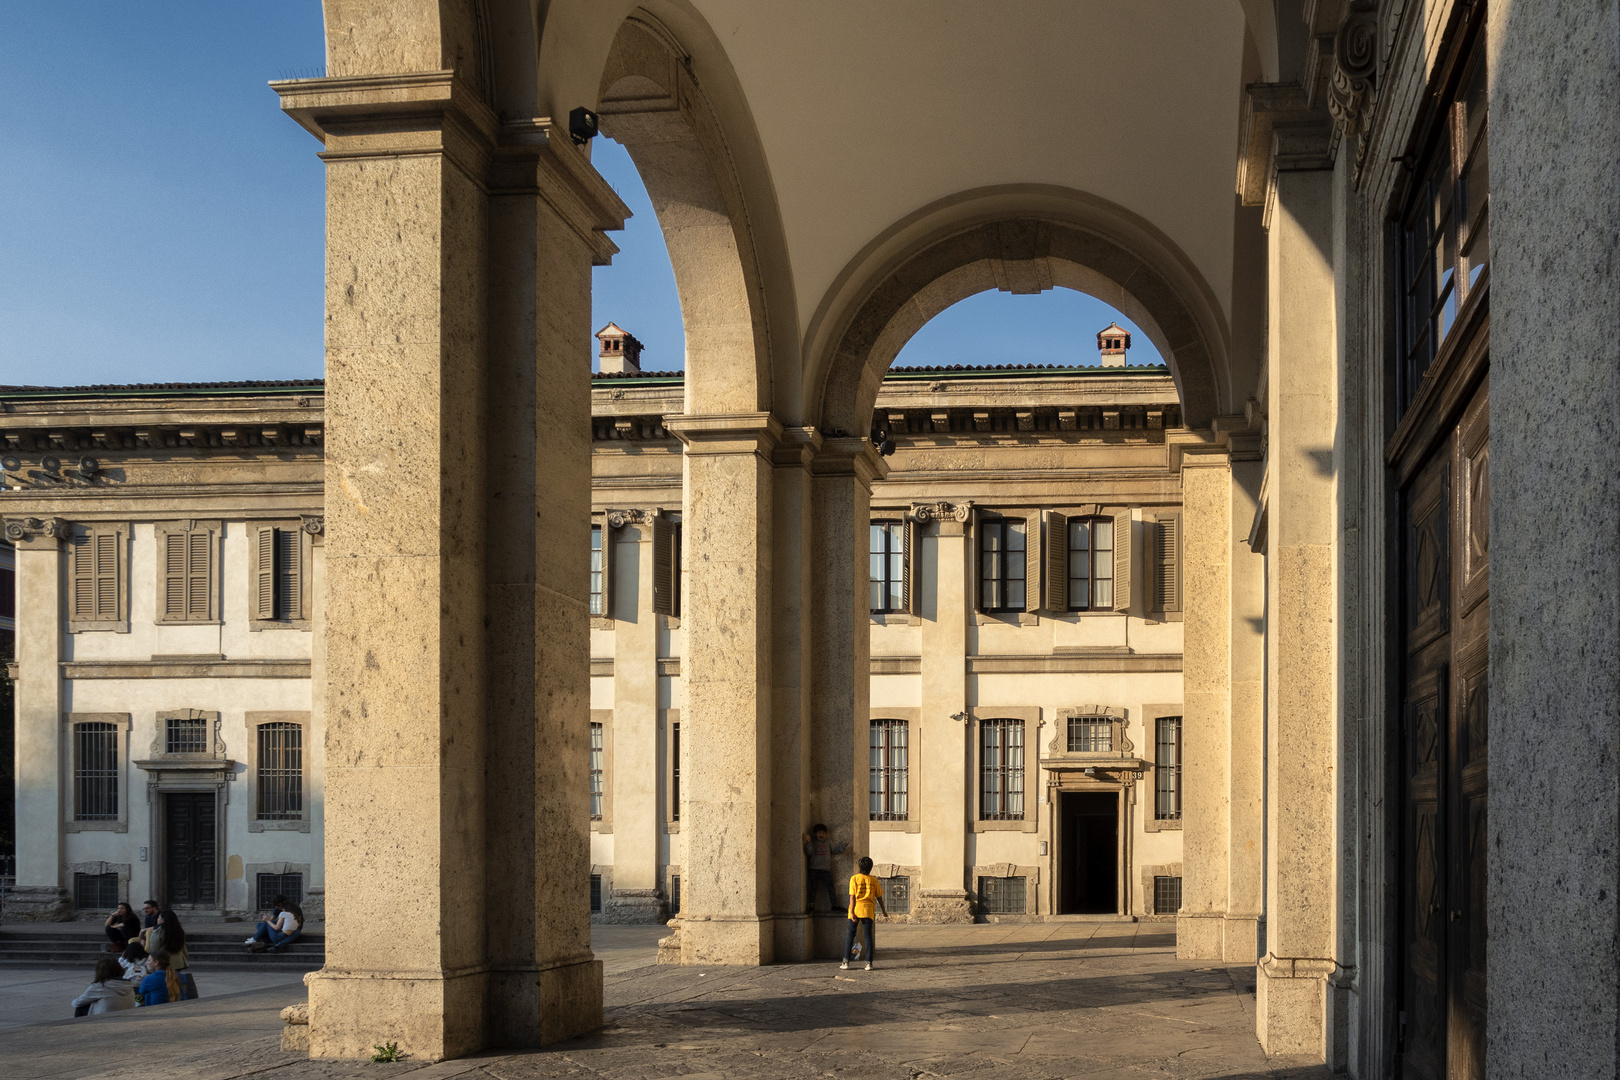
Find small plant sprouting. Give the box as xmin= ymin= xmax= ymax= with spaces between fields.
xmin=370 ymin=1042 xmax=404 ymax=1063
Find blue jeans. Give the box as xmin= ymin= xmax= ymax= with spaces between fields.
xmin=807 ymin=870 xmax=841 ymax=914
xmin=843 ymin=917 xmax=875 ymax=963
xmin=251 ymin=921 xmax=298 ymax=947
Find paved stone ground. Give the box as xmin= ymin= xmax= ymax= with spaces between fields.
xmin=0 ymin=923 xmax=1334 ymax=1080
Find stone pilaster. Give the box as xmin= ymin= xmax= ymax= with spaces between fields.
xmin=915 ymin=503 xmax=973 ymax=923
xmin=1225 ymin=450 xmax=1265 ymax=964
xmin=1256 ymin=163 xmax=1341 ymax=1058
xmin=604 ymin=515 xmax=663 ymax=922
xmin=666 ymin=413 xmax=781 ymax=964
xmin=5 ymin=517 xmax=69 ymax=920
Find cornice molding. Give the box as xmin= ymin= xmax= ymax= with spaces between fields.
xmin=1237 ymin=83 xmax=1335 ymax=226
xmin=2 ymin=425 xmax=323 ymax=454
xmin=664 ymin=412 xmax=783 ymax=458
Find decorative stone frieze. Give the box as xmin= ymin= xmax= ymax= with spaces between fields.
xmin=1 ymin=425 xmax=322 ymax=453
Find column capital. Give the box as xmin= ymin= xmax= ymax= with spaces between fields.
xmin=771 ymin=426 xmax=822 ymax=469
xmin=809 ymin=436 xmax=889 ymax=486
xmin=1236 ymin=83 xmax=1334 ymax=225
xmin=3 ymin=516 xmax=67 ymax=548
xmin=666 ymin=412 xmax=783 ymax=459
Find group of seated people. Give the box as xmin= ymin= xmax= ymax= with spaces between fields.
xmin=70 ymin=895 xmax=304 ymax=1017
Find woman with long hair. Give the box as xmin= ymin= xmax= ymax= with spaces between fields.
xmin=136 ymin=950 xmax=182 ymax=1006
xmin=103 ymin=902 xmax=140 ymax=952
xmin=71 ymin=957 xmax=136 ymax=1015
xmin=149 ymin=910 xmax=197 ymax=998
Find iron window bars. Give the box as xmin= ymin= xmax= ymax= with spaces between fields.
xmin=869 ymin=718 xmax=909 ymax=820
xmin=166 ymin=714 xmax=208 ymax=755
xmin=1067 ymin=715 xmax=1113 ymax=753
xmin=1155 ymin=716 xmax=1183 ymax=820
xmin=590 ymin=722 xmax=605 ymax=820
xmin=74 ymin=872 xmax=119 ymax=910
xmin=979 ymin=875 xmax=1026 ymax=915
xmin=980 ymin=718 xmax=1025 ymax=820
xmin=257 ymin=722 xmax=304 ymax=820
xmin=73 ymin=722 xmax=119 ymax=821
xmin=257 ymin=872 xmax=304 ymax=909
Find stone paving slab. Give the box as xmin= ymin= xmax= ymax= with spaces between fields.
xmin=0 ymin=923 xmax=1333 ymax=1080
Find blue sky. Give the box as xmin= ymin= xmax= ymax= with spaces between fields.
xmin=0 ymin=2 xmax=1160 ymax=387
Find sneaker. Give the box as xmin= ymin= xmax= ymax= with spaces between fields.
xmin=243 ymin=937 xmax=257 ymax=946
xmin=838 ymin=961 xmax=849 ymax=970
xmin=864 ymin=962 xmax=873 ymax=971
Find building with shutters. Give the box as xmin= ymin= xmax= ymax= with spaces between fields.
xmin=587 ymin=343 xmax=1189 ymax=923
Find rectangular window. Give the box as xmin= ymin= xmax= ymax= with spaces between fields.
xmin=74 ymin=872 xmax=119 ymax=910
xmin=881 ymin=875 xmax=911 ymax=915
xmin=979 ymin=519 xmax=1026 ymax=612
xmin=670 ymin=722 xmax=680 ymax=823
xmin=1067 ymin=517 xmax=1114 ymax=610
xmin=73 ymin=723 xmax=119 ymax=821
xmin=869 ymin=522 xmax=906 ymax=613
xmin=253 ymin=525 xmax=306 ymax=623
xmin=590 ymin=722 xmax=604 ymax=820
xmin=1153 ymin=874 xmax=1183 ymax=916
xmin=590 ymin=874 xmax=603 ymax=914
xmin=166 ymin=714 xmax=208 ymax=755
xmin=159 ymin=526 xmax=214 ymax=623
xmin=869 ymin=718 xmax=909 ymax=820
xmin=652 ymin=515 xmax=681 ymax=617
xmin=257 ymin=872 xmax=304 ymax=910
xmin=979 ymin=875 xmax=1026 ymax=915
xmin=1155 ymin=716 xmax=1183 ymax=821
xmin=669 ymin=874 xmax=681 ymax=915
xmin=590 ymin=525 xmax=605 ymax=616
xmin=1397 ymin=39 xmax=1488 ymax=418
xmin=69 ymin=530 xmax=122 ymax=626
xmin=1067 ymin=715 xmax=1112 ymax=753
xmin=980 ymin=718 xmax=1025 ymax=820
xmin=257 ymin=722 xmax=304 ymax=820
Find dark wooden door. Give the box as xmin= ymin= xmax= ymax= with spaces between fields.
xmin=164 ymin=793 xmax=217 ymax=907
xmin=1059 ymin=792 xmax=1117 ymax=914
xmin=1397 ymin=377 xmax=1487 ymax=1080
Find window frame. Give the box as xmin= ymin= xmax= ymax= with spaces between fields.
xmin=245 ymin=712 xmax=312 ymax=832
xmin=1141 ymin=703 xmax=1185 ymax=833
xmin=979 ymin=717 xmax=1027 ymax=821
xmin=67 ymin=522 xmax=129 ymax=632
xmin=868 ymin=520 xmax=908 ymax=615
xmin=154 ymin=520 xmax=221 ymax=625
xmin=590 ymin=523 xmax=606 ymax=617
xmin=1065 ymin=516 xmax=1116 ymax=612
xmin=64 ymin=712 xmax=130 ymax=832
xmin=978 ymin=516 xmax=1028 ymax=613
xmin=248 ymin=521 xmax=313 ymax=631
xmin=256 ymin=721 xmax=305 ymax=822
xmin=589 ymin=709 xmax=614 ymax=831
xmin=869 ymin=716 xmax=910 ymax=821
xmin=664 ymin=708 xmax=681 ymax=830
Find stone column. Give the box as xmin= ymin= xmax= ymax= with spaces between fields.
xmin=1225 ymin=450 xmax=1265 ymax=964
xmin=5 ymin=518 xmax=68 ymax=919
xmin=666 ymin=413 xmax=780 ymax=964
xmin=1176 ymin=448 xmax=1233 ymax=960
xmin=306 ymin=522 xmax=326 ymax=922
xmin=1488 ymin=1 xmax=1620 ymax=1074
xmin=1255 ymin=163 xmax=1341 ymax=1057
xmin=605 ymin=514 xmax=663 ymax=922
xmin=807 ymin=439 xmax=885 ymax=955
xmin=916 ymin=504 xmax=973 ymax=922
xmin=275 ymin=77 xmax=621 ymax=1058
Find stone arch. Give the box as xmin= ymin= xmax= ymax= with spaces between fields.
xmin=594 ymin=8 xmax=785 ymax=415
xmin=805 ymin=186 xmax=1235 ymax=433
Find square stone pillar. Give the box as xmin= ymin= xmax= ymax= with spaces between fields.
xmin=666 ymin=413 xmax=781 ymax=964
xmin=806 ymin=438 xmax=885 ymax=956
xmin=4 ymin=518 xmax=69 ymax=920
xmin=275 ymin=76 xmax=623 ymax=1059
xmin=1488 ymin=1 xmax=1620 ymax=1073
xmin=916 ymin=503 xmax=973 ymax=922
xmin=1225 ymin=453 xmax=1265 ymax=963
xmin=1256 ymin=164 xmax=1341 ymax=1059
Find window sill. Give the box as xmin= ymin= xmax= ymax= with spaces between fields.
xmin=69 ymin=621 xmax=130 ymax=634
xmin=870 ymin=612 xmax=921 ymax=626
xmin=249 ymin=620 xmax=311 ymax=632
xmin=66 ymin=820 xmax=127 ymax=833
xmin=591 ymin=822 xmax=611 ymax=834
xmin=1144 ymin=818 xmax=1183 ymax=833
xmin=590 ymin=617 xmax=615 ymax=630
xmin=248 ymin=820 xmax=310 ymax=833
xmin=154 ymin=619 xmax=223 ymax=627
xmin=869 ymin=819 xmax=920 ymax=833
xmin=973 ymin=819 xmax=1037 ymax=833
xmin=665 ymin=822 xmax=680 ymax=834
xmin=974 ymin=612 xmax=1039 ymax=626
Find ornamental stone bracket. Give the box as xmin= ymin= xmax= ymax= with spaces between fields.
xmin=1237 ymin=84 xmax=1334 ymax=226
xmin=1327 ymin=0 xmax=1379 ymax=146
xmin=607 ymin=508 xmax=664 ymax=529
xmin=907 ymin=501 xmax=973 ymax=525
xmin=300 ymin=514 xmax=324 ymax=536
xmin=2 ymin=516 xmax=68 ymax=547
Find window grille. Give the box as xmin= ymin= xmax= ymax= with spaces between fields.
xmin=1155 ymin=716 xmax=1183 ymax=820
xmin=980 ymin=718 xmax=1025 ymax=820
xmin=1153 ymin=875 xmax=1183 ymax=916
xmin=73 ymin=722 xmax=119 ymax=821
xmin=979 ymin=519 xmax=1026 ymax=611
xmin=881 ymin=876 xmax=910 ymax=915
xmin=590 ymin=526 xmax=604 ymax=616
xmin=1067 ymin=517 xmax=1114 ymax=610
xmin=1067 ymin=716 xmax=1112 ymax=753
xmin=670 ymin=722 xmax=679 ymax=823
xmin=669 ymin=875 xmax=681 ymax=916
xmin=869 ymin=522 xmax=906 ymax=613
xmin=257 ymin=723 xmax=304 ymax=820
xmin=590 ymin=874 xmax=603 ymax=913
xmin=869 ymin=719 xmax=909 ymax=820
xmin=979 ymin=876 xmax=1026 ymax=915
xmin=74 ymin=872 xmax=119 ymax=910
xmin=166 ymin=714 xmax=208 ymax=755
xmin=257 ymin=873 xmax=304 ymax=910
xmin=590 ymin=722 xmax=604 ymax=820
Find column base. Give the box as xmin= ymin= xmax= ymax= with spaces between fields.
xmin=308 ymin=967 xmax=489 ymax=1061
xmin=1176 ymin=913 xmax=1258 ymax=962
xmin=2 ymin=885 xmax=71 ymax=922
xmin=679 ymin=916 xmax=772 ymax=965
xmin=486 ymin=957 xmax=604 ymax=1048
xmin=656 ymin=922 xmax=683 ymax=965
xmin=596 ymin=888 xmax=666 ymax=925
xmin=1255 ymin=953 xmax=1332 ymax=1058
xmin=772 ymin=913 xmax=813 ymax=962
xmin=911 ymin=889 xmax=974 ymax=924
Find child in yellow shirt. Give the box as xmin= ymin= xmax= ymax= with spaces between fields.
xmin=841 ymin=857 xmax=888 ymax=970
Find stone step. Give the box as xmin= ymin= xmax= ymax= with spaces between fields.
xmin=0 ymin=928 xmax=324 ymax=971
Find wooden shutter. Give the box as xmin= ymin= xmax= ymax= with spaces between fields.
xmin=163 ymin=532 xmax=187 ymax=619
xmin=71 ymin=535 xmax=95 ymax=620
xmin=1112 ymin=510 xmax=1133 ymax=613
xmin=93 ymin=533 xmax=119 ymax=620
xmin=597 ymin=519 xmax=613 ymax=619
xmin=903 ymin=518 xmax=920 ymax=615
xmin=1044 ymin=511 xmax=1068 ymax=613
xmin=1023 ymin=515 xmax=1041 ymax=613
xmin=188 ymin=530 xmax=212 ymax=620
xmin=254 ymin=527 xmax=277 ymax=619
xmin=277 ymin=528 xmax=303 ymax=620
xmin=651 ymin=513 xmax=674 ymax=616
xmin=1154 ymin=515 xmax=1182 ymax=613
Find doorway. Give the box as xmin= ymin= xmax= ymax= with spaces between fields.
xmin=1059 ymin=791 xmax=1117 ymax=914
xmin=163 ymin=792 xmax=217 ymax=907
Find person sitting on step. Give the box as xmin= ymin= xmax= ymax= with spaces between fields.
xmin=71 ymin=958 xmax=136 ymax=1016
xmin=136 ymin=950 xmax=183 ymax=1007
xmin=103 ymin=902 xmax=141 ymax=953
xmin=245 ymin=895 xmax=302 ymax=952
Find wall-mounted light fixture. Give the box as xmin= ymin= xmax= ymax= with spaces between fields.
xmin=569 ymin=106 xmax=600 ymax=146
xmin=949 ymin=711 xmax=967 ymax=722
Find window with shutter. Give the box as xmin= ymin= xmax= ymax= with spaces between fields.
xmin=1112 ymin=510 xmax=1133 ymax=613
xmin=1023 ymin=515 xmax=1041 ymax=613
xmin=979 ymin=518 xmax=1026 ymax=612
xmin=252 ymin=523 xmax=308 ymax=626
xmin=903 ymin=518 xmax=920 ymax=615
xmin=1066 ymin=517 xmax=1113 ymax=611
xmin=157 ymin=523 xmax=217 ymax=623
xmin=869 ymin=521 xmax=906 ymax=614
xmin=1044 ymin=511 xmax=1068 ymax=612
xmin=69 ymin=526 xmax=127 ymax=631
xmin=651 ymin=514 xmax=676 ymax=616
xmin=1153 ymin=516 xmax=1182 ymax=614
xmin=254 ymin=526 xmax=277 ymax=620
